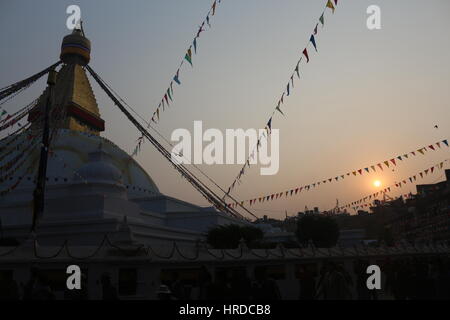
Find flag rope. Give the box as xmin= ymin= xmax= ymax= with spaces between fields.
xmin=225 ymin=0 xmax=338 ymax=196
xmin=227 ymin=139 xmax=449 ymax=208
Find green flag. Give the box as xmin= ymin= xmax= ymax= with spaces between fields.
xmin=319 ymin=13 xmax=324 ymax=26
xmin=185 ymin=48 xmax=193 ymax=66
xmin=275 ymin=105 xmax=285 ymax=116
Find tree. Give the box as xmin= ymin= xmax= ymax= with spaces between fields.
xmin=206 ymin=224 xmax=263 ymax=249
xmin=296 ymin=214 xmax=340 ymax=248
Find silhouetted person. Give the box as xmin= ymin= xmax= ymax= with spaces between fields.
xmin=384 ymin=259 xmax=397 ymax=299
xmin=64 ymin=273 xmax=88 ymax=300
xmin=436 ymin=259 xmax=450 ymax=299
xmin=354 ymin=260 xmax=372 ymax=300
xmin=427 ymin=258 xmax=439 ymax=299
xmin=209 ymin=270 xmax=232 ymax=300
xmin=230 ymin=268 xmax=252 ymax=300
xmin=316 ymin=262 xmax=352 ymax=300
xmin=170 ymin=271 xmax=186 ymax=300
xmin=32 ymin=273 xmax=55 ymax=300
xmin=0 ymin=272 xmax=19 ymax=300
xmin=395 ymin=260 xmax=412 ymax=300
xmin=197 ymin=266 xmax=213 ymax=300
xmin=252 ymin=267 xmax=281 ymax=300
xmin=22 ymin=268 xmax=55 ymax=300
xmin=298 ymin=265 xmax=316 ymax=300
xmin=100 ymin=273 xmax=118 ymax=300
xmin=22 ymin=268 xmax=38 ymax=300
xmin=412 ymin=259 xmax=429 ymax=300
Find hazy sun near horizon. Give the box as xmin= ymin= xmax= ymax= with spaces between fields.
xmin=373 ymin=180 xmax=382 ymax=188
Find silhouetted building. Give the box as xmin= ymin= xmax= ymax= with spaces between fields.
xmin=373 ymin=169 xmax=450 ymax=244
xmin=338 ymin=229 xmax=366 ymax=247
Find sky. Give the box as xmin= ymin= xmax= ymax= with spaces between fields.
xmin=1 ymin=0 xmax=450 ymax=220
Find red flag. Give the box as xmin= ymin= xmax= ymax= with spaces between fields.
xmin=390 ymin=159 xmax=396 ymax=166
xmin=302 ymin=48 xmax=309 ymax=63
xmin=212 ymin=1 xmax=217 ymax=15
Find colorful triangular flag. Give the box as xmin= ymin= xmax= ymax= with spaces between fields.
xmin=184 ymin=48 xmax=193 ymax=66
xmin=319 ymin=13 xmax=324 ymax=26
xmin=303 ymin=48 xmax=310 ymax=63
xmin=310 ymin=34 xmax=317 ymax=51
xmin=326 ymin=0 xmax=335 ymax=13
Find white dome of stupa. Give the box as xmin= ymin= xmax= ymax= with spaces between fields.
xmin=74 ymin=142 xmax=123 ymax=184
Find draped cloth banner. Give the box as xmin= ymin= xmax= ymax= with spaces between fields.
xmin=337 ymin=158 xmax=450 ymax=212
xmin=225 ymin=0 xmax=337 ymax=196
xmin=227 ymin=139 xmax=449 ymax=208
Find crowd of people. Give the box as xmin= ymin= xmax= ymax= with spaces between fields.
xmin=382 ymin=257 xmax=450 ymax=299
xmin=0 ymin=269 xmax=115 ymax=300
xmin=159 ymin=266 xmax=281 ymax=300
xmin=160 ymin=256 xmax=450 ymax=300
xmin=1 ymin=256 xmax=449 ymax=300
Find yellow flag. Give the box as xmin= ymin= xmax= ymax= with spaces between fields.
xmin=326 ymin=0 xmax=335 ymax=13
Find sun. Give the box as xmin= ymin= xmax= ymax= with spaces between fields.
xmin=373 ymin=180 xmax=382 ymax=188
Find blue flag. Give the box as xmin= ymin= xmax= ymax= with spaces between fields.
xmin=310 ymin=34 xmax=317 ymax=52
xmin=173 ymin=70 xmax=181 ymax=85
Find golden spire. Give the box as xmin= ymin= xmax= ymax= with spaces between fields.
xmin=29 ymin=27 xmax=105 ymax=135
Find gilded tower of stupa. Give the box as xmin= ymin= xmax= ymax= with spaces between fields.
xmin=29 ymin=27 xmax=104 ymax=135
